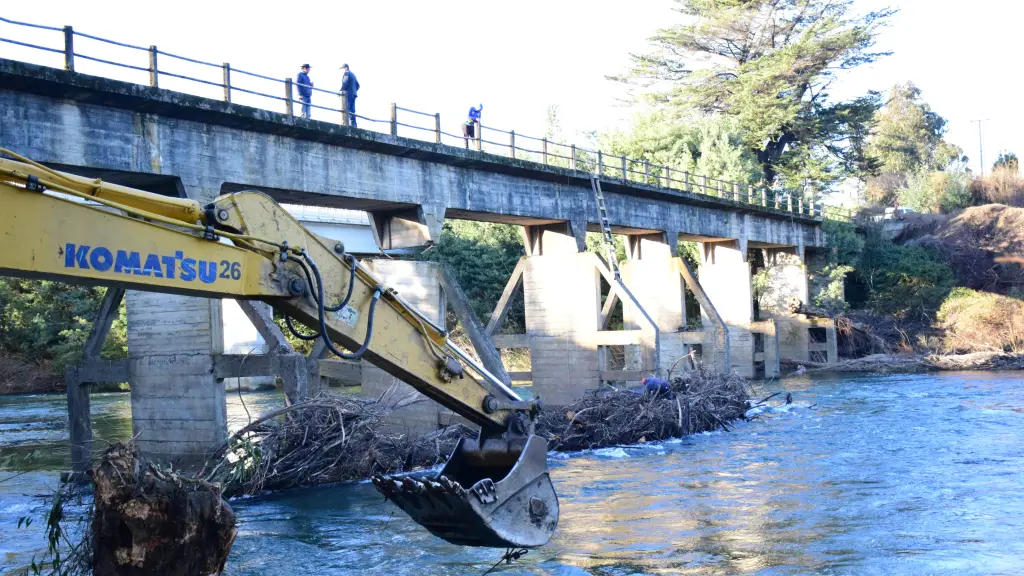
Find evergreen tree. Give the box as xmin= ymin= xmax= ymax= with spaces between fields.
xmin=622 ymin=0 xmax=894 ymax=189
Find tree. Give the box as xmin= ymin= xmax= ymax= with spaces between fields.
xmin=866 ymin=82 xmax=961 ymax=176
xmin=993 ymin=151 xmax=1019 ymax=173
xmin=623 ymin=0 xmax=894 ymax=188
xmin=601 ymin=112 xmax=762 ymax=184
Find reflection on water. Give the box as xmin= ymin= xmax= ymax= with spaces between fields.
xmin=4 ymin=372 xmax=1024 ymax=575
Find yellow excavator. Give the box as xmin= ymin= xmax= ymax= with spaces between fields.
xmin=0 ymin=150 xmax=558 ymax=549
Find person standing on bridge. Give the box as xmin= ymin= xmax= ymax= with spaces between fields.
xmin=339 ymin=63 xmax=360 ymax=127
xmin=463 ymin=104 xmax=482 ymax=148
xmin=296 ymin=64 xmax=314 ymax=119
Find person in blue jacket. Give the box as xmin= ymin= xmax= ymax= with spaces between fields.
xmin=462 ymin=104 xmax=482 ymax=148
xmin=296 ymin=64 xmax=313 ymax=119
xmin=339 ymin=63 xmax=360 ymax=127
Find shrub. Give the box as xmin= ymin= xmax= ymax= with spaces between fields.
xmin=970 ymin=166 xmax=1024 ymax=206
xmin=854 ymin=227 xmax=956 ymax=321
xmin=937 ymin=287 xmax=1024 ymax=353
xmin=899 ymin=168 xmax=971 ymax=213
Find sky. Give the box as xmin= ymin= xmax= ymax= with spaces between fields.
xmin=1 ymin=0 xmax=1021 ymax=175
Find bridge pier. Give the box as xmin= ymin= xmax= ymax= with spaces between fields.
xmin=126 ymin=291 xmax=226 ymax=467
xmin=760 ymin=248 xmax=838 ymax=365
xmin=698 ymin=240 xmax=758 ymax=377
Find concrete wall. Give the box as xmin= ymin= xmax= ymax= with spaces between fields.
xmin=126 ymin=291 xmax=225 ymax=466
xmin=760 ymin=248 xmax=809 ymax=314
xmin=359 ymin=260 xmax=447 ymax=434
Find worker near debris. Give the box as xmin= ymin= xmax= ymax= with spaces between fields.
xmin=296 ymin=64 xmax=313 ymax=119
xmin=642 ymin=377 xmax=671 ymax=397
xmin=463 ymin=104 xmax=482 ymax=148
xmin=339 ymin=63 xmax=360 ymax=127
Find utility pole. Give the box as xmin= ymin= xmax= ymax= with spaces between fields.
xmin=972 ymin=119 xmax=988 ymax=176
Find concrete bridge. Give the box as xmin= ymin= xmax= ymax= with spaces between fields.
xmin=0 ymin=57 xmax=837 ymax=465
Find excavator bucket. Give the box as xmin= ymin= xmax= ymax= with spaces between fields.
xmin=372 ymin=434 xmax=558 ymax=548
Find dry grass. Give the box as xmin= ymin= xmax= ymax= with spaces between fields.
xmin=971 ymin=167 xmax=1024 ymax=207
xmin=937 ymin=288 xmax=1024 ymax=353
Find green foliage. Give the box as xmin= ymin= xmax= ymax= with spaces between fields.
xmin=419 ymin=220 xmax=525 ymax=332
xmin=898 ymin=167 xmax=971 ymax=214
xmin=867 ymin=82 xmax=962 ymax=176
xmin=822 ymin=219 xmax=865 ymax=266
xmin=623 ymin=0 xmax=893 ymax=187
xmin=0 ymin=279 xmax=127 ymax=371
xmin=993 ymin=151 xmax=1019 ymax=173
xmin=814 ymin=264 xmax=854 ymax=315
xmin=855 ymin=227 xmax=955 ymax=320
xmin=600 ymin=113 xmax=761 ymax=184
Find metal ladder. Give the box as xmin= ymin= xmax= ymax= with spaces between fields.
xmin=590 ymin=175 xmax=620 ymax=280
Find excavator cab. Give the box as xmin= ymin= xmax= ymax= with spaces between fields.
xmin=373 ymin=434 xmax=558 ymax=548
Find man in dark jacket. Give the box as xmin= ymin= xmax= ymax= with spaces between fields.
xmin=296 ymin=64 xmax=313 ymax=119
xmin=339 ymin=63 xmax=359 ymax=127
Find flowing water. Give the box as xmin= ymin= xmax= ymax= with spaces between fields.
xmin=2 ymin=371 xmax=1023 ymax=575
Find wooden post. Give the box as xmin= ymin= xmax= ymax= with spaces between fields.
xmin=774 ymin=190 xmax=780 ymax=210
xmin=510 ymin=130 xmax=516 ymax=159
xmin=643 ymin=160 xmax=650 ymax=184
xmin=63 ymin=26 xmax=74 ymax=72
xmin=541 ymin=138 xmax=548 ymax=164
xmin=732 ymin=183 xmax=740 ymax=202
xmin=787 ymin=193 xmax=793 ymax=212
xmin=597 ymin=150 xmax=604 ymax=176
xmin=683 ymin=171 xmax=690 ymax=192
xmin=717 ymin=180 xmax=723 ymax=198
xmin=701 ymin=174 xmax=708 ymax=195
xmin=761 ymin=187 xmax=767 ymax=207
xmin=570 ymin=144 xmax=576 ymax=170
xmin=340 ymin=92 xmax=350 ymax=126
xmin=666 ymin=167 xmax=674 ymax=189
xmin=621 ymin=156 xmax=628 ymax=183
xmin=390 ymin=103 xmax=397 ymax=136
xmin=66 ymin=367 xmax=91 ymax=473
xmin=434 ymin=112 xmax=441 ymax=144
xmin=748 ymin=185 xmax=755 ymax=204
xmin=284 ymin=78 xmax=294 ymax=117
xmin=148 ymin=46 xmax=158 ymax=88
xmin=809 ymin=191 xmax=816 ymax=216
xmin=222 ymin=63 xmax=231 ymax=103
xmin=475 ymin=121 xmax=482 ymax=151
xmin=799 ymin=197 xmax=804 ymax=215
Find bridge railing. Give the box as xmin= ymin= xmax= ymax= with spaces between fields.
xmin=0 ymin=16 xmax=843 ymax=221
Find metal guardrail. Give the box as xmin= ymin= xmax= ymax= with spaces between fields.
xmin=0 ymin=16 xmax=846 ymax=220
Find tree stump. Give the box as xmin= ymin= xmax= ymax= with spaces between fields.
xmin=91 ymin=443 xmax=236 ymax=576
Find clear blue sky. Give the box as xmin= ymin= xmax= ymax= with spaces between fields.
xmin=1 ymin=0 xmax=1019 ymax=174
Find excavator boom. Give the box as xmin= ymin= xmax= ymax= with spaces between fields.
xmin=0 ymin=151 xmax=558 ymax=548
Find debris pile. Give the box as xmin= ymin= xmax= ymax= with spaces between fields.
xmin=202 ymin=394 xmax=474 ymax=496
xmin=534 ymin=367 xmax=751 ymax=451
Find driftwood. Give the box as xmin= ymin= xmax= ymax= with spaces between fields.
xmin=783 ymin=351 xmax=1024 ymax=374
xmin=92 ymin=442 xmax=236 ymax=576
xmin=534 ymin=367 xmax=751 ymax=451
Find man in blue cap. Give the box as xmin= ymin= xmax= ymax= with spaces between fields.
xmin=463 ymin=104 xmax=482 ymax=148
xmin=339 ymin=63 xmax=360 ymax=127
xmin=296 ymin=64 xmax=313 ymax=119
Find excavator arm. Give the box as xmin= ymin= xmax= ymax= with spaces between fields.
xmin=0 ymin=151 xmax=558 ymax=548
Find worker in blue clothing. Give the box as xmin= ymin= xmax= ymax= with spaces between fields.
xmin=296 ymin=64 xmax=313 ymax=119
xmin=339 ymin=63 xmax=360 ymax=127
xmin=462 ymin=104 xmax=483 ymax=148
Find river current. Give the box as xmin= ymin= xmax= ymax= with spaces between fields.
xmin=1 ymin=371 xmax=1022 ymax=575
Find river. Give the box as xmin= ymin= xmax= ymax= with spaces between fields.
xmin=2 ymin=371 xmax=1023 ymax=575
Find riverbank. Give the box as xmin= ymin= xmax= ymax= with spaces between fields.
xmin=784 ymin=351 xmax=1024 ymax=374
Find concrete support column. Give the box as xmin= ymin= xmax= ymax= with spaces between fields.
xmin=359 ymin=260 xmax=447 ymax=434
xmin=698 ymin=240 xmax=755 ymax=377
xmin=522 ymin=222 xmax=600 ymax=406
xmin=621 ymin=232 xmax=687 ymax=375
xmin=127 ymin=292 xmax=225 ymax=467
xmin=759 ymin=248 xmax=809 ymax=313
